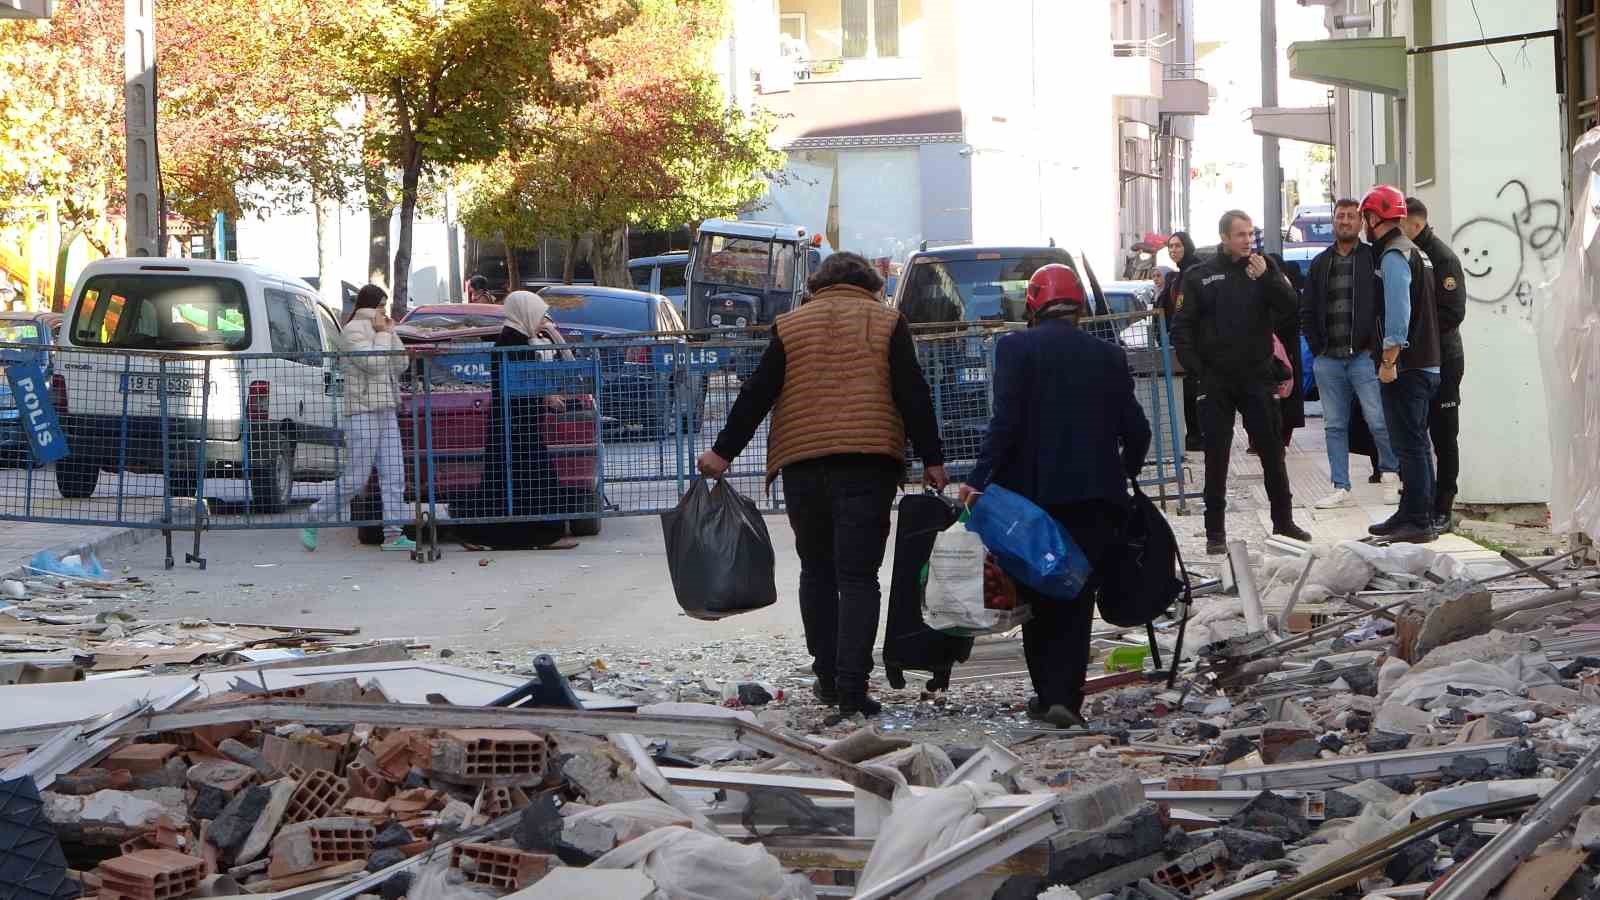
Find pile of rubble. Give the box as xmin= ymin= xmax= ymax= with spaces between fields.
xmin=10 ymin=538 xmax=1600 ymax=899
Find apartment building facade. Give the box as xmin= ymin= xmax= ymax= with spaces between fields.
xmin=726 ymin=0 xmax=1209 ymax=281
xmin=1288 ymin=0 xmax=1565 ymax=506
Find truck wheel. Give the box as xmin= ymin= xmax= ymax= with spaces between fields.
xmin=55 ymin=460 xmax=100 ymax=499
xmin=249 ymin=437 xmax=296 ymax=514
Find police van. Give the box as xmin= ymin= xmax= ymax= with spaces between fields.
xmin=56 ymin=258 xmax=347 ymax=511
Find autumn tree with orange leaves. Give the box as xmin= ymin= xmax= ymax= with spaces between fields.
xmin=460 ymin=0 xmax=780 ymax=287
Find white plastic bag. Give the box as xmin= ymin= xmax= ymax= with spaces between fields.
xmin=921 ymin=522 xmax=993 ymax=634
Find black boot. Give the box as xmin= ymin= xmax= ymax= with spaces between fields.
xmin=835 ymin=689 xmax=882 ymax=719
xmin=1206 ymin=534 xmax=1228 ymax=556
xmin=1273 ymin=522 xmax=1312 ymax=542
xmin=1369 ymin=515 xmax=1403 ymax=537
xmin=812 ymin=675 xmax=838 ymax=706
xmin=1433 ymin=493 xmax=1456 ymax=534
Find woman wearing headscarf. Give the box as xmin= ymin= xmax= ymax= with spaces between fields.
xmin=302 ymin=284 xmax=412 ymax=553
xmin=451 ymin=291 xmax=578 ymax=550
xmin=1160 ymin=231 xmax=1204 ymax=452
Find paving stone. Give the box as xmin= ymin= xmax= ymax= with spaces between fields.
xmin=1385 ymin=839 xmax=1436 ymax=883
xmin=1325 ymin=791 xmax=1363 ymax=820
xmin=1227 ymin=791 xmax=1310 ymax=843
xmin=1048 ymin=804 xmax=1165 ymax=884
xmin=374 ymin=822 xmax=414 ymax=851
xmin=1366 ymin=731 xmax=1412 ymax=753
xmin=206 ymin=785 xmax=272 ymax=853
xmin=367 ymin=847 xmax=408 ymax=871
xmin=1215 ymin=827 xmax=1284 ymax=862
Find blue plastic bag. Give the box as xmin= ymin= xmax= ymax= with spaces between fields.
xmin=966 ymin=484 xmax=1091 ymax=600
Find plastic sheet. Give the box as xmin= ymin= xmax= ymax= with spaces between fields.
xmin=589 ymin=825 xmax=815 ymax=900
xmin=1537 ymin=128 xmax=1600 ymax=541
xmin=26 ymin=550 xmax=105 ymax=580
xmin=857 ymin=781 xmax=1004 ymax=897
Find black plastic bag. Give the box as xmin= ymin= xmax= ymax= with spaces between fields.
xmin=883 ymin=492 xmax=972 ymax=690
xmin=661 ymin=478 xmax=778 ymax=620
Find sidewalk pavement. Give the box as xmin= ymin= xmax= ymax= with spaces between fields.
xmin=0 ymin=520 xmax=154 ymax=580
xmin=1175 ymin=414 xmax=1498 ymax=568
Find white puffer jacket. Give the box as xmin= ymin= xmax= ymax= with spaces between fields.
xmin=338 ymin=309 xmax=408 ymax=415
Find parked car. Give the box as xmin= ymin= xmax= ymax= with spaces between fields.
xmin=891 ymin=245 xmax=1087 ymax=465
xmin=539 ymin=285 xmax=706 ymax=439
xmin=55 ymin=258 xmax=344 ymax=511
xmin=372 ymin=317 xmax=605 ymax=541
xmin=1285 ymin=204 xmax=1334 ymax=249
xmin=628 ymin=252 xmax=689 ymax=315
xmin=0 ymin=311 xmax=60 ymax=466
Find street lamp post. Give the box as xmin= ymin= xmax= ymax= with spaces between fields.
xmin=124 ymin=0 xmax=158 ymax=257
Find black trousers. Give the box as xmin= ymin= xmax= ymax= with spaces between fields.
xmin=1429 ymin=355 xmax=1463 ymax=510
xmin=782 ymin=455 xmax=900 ymax=694
xmin=1183 ymin=376 xmax=1205 ymax=449
xmin=1199 ymin=376 xmax=1294 ymax=536
xmin=1019 ymin=501 xmax=1126 ymax=712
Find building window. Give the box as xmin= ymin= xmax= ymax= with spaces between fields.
xmin=1570 ymin=0 xmax=1600 ymax=137
xmin=842 ymin=0 xmax=900 ymax=59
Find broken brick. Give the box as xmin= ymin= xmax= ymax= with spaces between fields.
xmin=370 ymin=730 xmax=430 ymax=782
xmin=344 ymin=797 xmax=389 ymax=819
xmin=103 ymin=744 xmax=181 ymax=776
xmin=431 ymin=730 xmax=551 ymax=784
xmin=268 ymin=817 xmax=375 ymax=878
xmin=346 ymin=761 xmax=391 ymax=801
xmin=1152 ymin=840 xmax=1228 ymax=894
xmin=284 ymin=769 xmax=349 ymax=824
xmin=186 ymin=761 xmax=257 ymax=796
xmin=451 ymin=841 xmax=553 ymax=891
xmin=97 ymin=849 xmax=204 ymax=900
xmin=55 ymin=767 xmax=132 ymax=795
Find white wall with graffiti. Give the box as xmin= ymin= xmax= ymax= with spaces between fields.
xmin=1413 ymin=0 xmax=1562 ymax=505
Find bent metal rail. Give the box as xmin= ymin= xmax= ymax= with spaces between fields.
xmin=0 ymin=311 xmax=1185 ymax=568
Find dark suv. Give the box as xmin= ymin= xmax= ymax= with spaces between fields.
xmin=890 ymin=246 xmax=1086 ymax=472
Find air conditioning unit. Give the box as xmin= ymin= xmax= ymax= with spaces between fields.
xmin=1120 ymin=121 xmax=1153 ymax=142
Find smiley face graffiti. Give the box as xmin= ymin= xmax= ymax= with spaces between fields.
xmin=1451 ymin=179 xmax=1565 ymax=307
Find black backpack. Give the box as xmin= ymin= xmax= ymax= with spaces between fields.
xmin=1096 ymin=484 xmax=1188 ymax=628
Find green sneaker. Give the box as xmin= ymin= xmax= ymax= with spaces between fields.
xmin=300 ymin=528 xmax=317 ymax=552
xmin=381 ymin=535 xmax=417 ymax=553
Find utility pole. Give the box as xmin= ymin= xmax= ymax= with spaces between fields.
xmin=1260 ymin=0 xmax=1282 ymax=255
xmin=124 ymin=0 xmax=158 ymax=257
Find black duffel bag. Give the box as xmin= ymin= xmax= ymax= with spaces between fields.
xmin=883 ymin=491 xmax=972 ymax=691
xmin=1096 ymin=484 xmax=1188 ymax=629
xmin=661 ymin=478 xmax=777 ymax=620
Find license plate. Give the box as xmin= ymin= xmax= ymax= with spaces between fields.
xmin=122 ymin=374 xmax=192 ymax=395
xmin=958 ymin=367 xmax=987 ymax=384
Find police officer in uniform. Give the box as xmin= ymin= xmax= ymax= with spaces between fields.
xmin=1402 ymin=197 xmax=1466 ymax=533
xmin=1363 ymin=186 xmax=1442 ymax=545
xmin=1172 ymin=210 xmax=1311 ymax=555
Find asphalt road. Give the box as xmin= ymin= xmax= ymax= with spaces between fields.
xmin=107 ymin=512 xmax=819 ymax=652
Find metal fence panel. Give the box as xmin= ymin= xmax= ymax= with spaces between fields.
xmin=0 ymin=310 xmax=1185 ymax=566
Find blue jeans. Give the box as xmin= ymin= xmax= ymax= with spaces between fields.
xmin=1314 ymin=354 xmax=1397 ymax=490
xmin=1382 ymin=370 xmax=1442 ymax=528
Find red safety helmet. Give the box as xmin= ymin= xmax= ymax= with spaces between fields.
xmin=1025 ymin=264 xmax=1087 ymax=317
xmin=1360 ymin=185 xmax=1407 ymax=223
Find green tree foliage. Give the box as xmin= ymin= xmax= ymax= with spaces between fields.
xmin=322 ymin=0 xmax=628 ymax=313
xmin=460 ymin=0 xmax=782 ymax=286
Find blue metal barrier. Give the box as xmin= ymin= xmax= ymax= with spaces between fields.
xmin=0 ymin=309 xmax=1185 ymax=567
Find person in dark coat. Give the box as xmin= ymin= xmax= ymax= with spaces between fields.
xmin=961 ymin=264 xmax=1151 ymax=730
xmin=1160 ymin=231 xmax=1205 ymax=452
xmin=1267 ymin=252 xmax=1305 ymax=449
xmin=450 ymin=291 xmax=578 ymax=550
xmin=1403 ymin=196 xmax=1468 ymax=532
xmin=1172 ymin=210 xmax=1311 ymax=555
